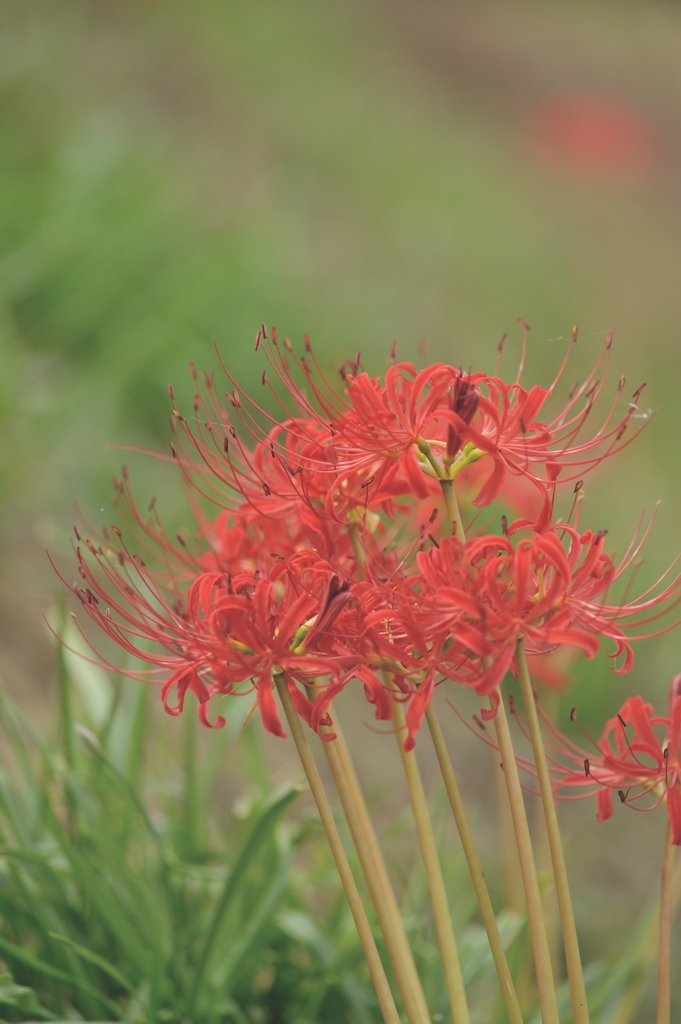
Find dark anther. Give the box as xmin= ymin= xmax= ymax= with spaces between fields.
xmin=508 ymin=694 xmax=516 ymax=714
xmin=429 ymin=508 xmax=438 ymax=524
xmin=501 ymin=515 xmax=508 ymax=536
xmin=263 ymin=482 xmax=271 ymax=496
xmin=632 ymin=383 xmax=646 ymax=402
xmin=360 ymin=476 xmax=374 ymax=489
xmin=112 ymin=526 xmax=123 ymax=538
xmin=253 ymin=570 xmax=260 ymax=582
xmin=270 ymin=442 xmax=276 ymax=458
xmin=171 ymin=443 xmax=177 ymax=458
xmin=270 ymin=552 xmax=284 ymax=560
xmin=518 ymin=318 xmax=531 ymax=332
xmin=584 ymin=758 xmax=590 ymax=777
xmin=497 ymin=333 xmax=507 ymax=353
xmin=519 ymin=417 xmax=527 ymax=434
xmin=473 ymin=714 xmax=487 ymax=731
xmin=261 ymin=322 xmax=268 ymax=340
xmin=223 ymin=437 xmax=229 ymax=453
xmin=390 ymin=340 xmax=398 ymax=360
xmin=304 ymin=333 xmax=311 ymax=352
xmin=271 ymin=326 xmax=277 ymax=345
xmin=133 ymin=554 xmax=146 ymax=567
xmin=74 ymin=526 xmax=82 ymax=540
xmin=618 ymin=376 xmax=626 ymax=392
xmin=664 ymin=747 xmax=669 ymax=759
xmin=254 ymin=330 xmax=261 ymax=351
xmin=618 ymin=790 xmax=627 ymax=804
xmin=571 ymin=707 xmax=577 ymax=721
xmin=229 ymin=426 xmax=236 ymax=438
xmin=574 ymin=479 xmax=583 ymax=494
xmin=176 ymin=534 xmax=186 ymax=547
xmin=262 ymin=370 xmax=267 ymax=385
xmin=617 ymin=713 xmax=627 ymax=729
xmin=446 ymin=373 xmax=480 ymax=459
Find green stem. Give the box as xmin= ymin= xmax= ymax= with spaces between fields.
xmin=515 ymin=639 xmax=589 ymax=1024
xmin=440 ymin=474 xmax=558 ymax=1023
xmin=656 ymin=821 xmax=675 ymax=1024
xmin=272 ymin=674 xmax=401 ymax=1024
xmin=440 ymin=479 xmax=465 ymax=542
xmin=393 ymin=698 xmax=471 ymax=1024
xmin=491 ymin=692 xmax=560 ymax=1024
xmin=323 ymin=720 xmax=431 ymax=1024
xmin=426 ymin=705 xmax=524 ymax=1024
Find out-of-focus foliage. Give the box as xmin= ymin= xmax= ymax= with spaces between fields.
xmin=0 ymin=625 xmax=676 ymax=1023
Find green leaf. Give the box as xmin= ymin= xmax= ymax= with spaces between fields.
xmin=46 ymin=933 xmax=136 ymax=995
xmin=0 ymin=935 xmax=122 ymax=1017
xmin=187 ymin=784 xmax=301 ymax=1016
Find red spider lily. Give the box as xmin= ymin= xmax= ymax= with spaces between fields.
xmin=56 ymin=325 xmax=663 ymax=757
xmin=54 ymin=526 xmax=370 ymax=736
xmin=159 ymin=326 xmax=647 ymax=536
xmin=516 ymin=680 xmax=681 ymax=845
xmin=414 ymin=514 xmax=681 ymax=695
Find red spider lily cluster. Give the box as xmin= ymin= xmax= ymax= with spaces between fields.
xmin=58 ymin=322 xmax=681 ymax=817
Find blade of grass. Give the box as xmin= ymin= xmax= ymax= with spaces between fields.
xmin=47 ymin=933 xmax=136 ymax=995
xmin=0 ymin=934 xmax=122 ymax=1018
xmin=187 ymin=784 xmax=301 ymax=1016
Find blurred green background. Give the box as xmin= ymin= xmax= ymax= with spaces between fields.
xmin=1 ymin=0 xmax=681 ymax=1018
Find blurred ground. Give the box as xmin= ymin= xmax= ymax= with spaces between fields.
xmin=1 ymin=2 xmax=681 ymax=1016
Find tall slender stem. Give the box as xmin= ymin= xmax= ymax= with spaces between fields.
xmin=491 ymin=692 xmax=560 ymax=1024
xmin=656 ymin=821 xmax=675 ymax=1024
xmin=322 ymin=720 xmax=431 ymax=1024
xmin=393 ymin=698 xmax=471 ymax=1024
xmin=272 ymin=673 xmax=401 ymax=1024
xmin=441 ymin=476 xmax=558 ymax=1022
xmin=515 ymin=640 xmax=589 ymax=1024
xmin=441 ymin=480 xmax=466 ymax=541
xmin=426 ymin=705 xmax=524 ymax=1024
